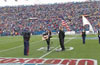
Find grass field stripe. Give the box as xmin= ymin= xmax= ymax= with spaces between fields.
xmin=51 ymin=37 xmax=76 ymax=40
xmin=30 ymin=39 xmax=56 ymax=51
xmin=21 ymin=38 xmax=75 ymax=65
xmin=0 ymin=39 xmax=55 ymax=57
xmin=0 ymin=40 xmax=42 ymax=53
xmin=0 ymin=40 xmax=43 ymax=57
xmin=39 ymin=37 xmax=76 ymax=59
xmin=0 ymin=45 xmax=23 ymax=53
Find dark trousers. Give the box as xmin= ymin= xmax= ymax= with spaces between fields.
xmin=24 ymin=40 xmax=29 ymax=55
xmin=46 ymin=38 xmax=50 ymax=51
xmin=99 ymin=37 xmax=100 ymax=44
xmin=82 ymin=36 xmax=85 ymax=44
xmin=59 ymin=38 xmax=65 ymax=50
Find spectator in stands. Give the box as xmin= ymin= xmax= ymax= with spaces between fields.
xmin=0 ymin=1 xmax=100 ymax=35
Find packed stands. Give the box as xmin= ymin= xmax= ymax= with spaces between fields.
xmin=0 ymin=1 xmax=100 ymax=36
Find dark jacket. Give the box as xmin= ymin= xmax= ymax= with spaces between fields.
xmin=98 ymin=31 xmax=100 ymax=37
xmin=22 ymin=30 xmax=30 ymax=41
xmin=47 ymin=31 xmax=52 ymax=38
xmin=82 ymin=31 xmax=86 ymax=37
xmin=59 ymin=30 xmax=65 ymax=39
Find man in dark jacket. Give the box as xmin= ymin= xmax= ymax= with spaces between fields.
xmin=58 ymin=26 xmax=65 ymax=51
xmin=82 ymin=30 xmax=86 ymax=44
xmin=22 ymin=28 xmax=31 ymax=56
xmin=98 ymin=30 xmax=100 ymax=44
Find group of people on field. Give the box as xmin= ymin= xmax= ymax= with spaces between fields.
xmin=81 ymin=29 xmax=100 ymax=45
xmin=22 ymin=26 xmax=100 ymax=56
xmin=22 ymin=26 xmax=65 ymax=56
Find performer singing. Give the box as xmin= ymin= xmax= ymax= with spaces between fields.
xmin=42 ymin=29 xmax=52 ymax=51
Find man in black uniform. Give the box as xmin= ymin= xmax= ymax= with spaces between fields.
xmin=82 ymin=30 xmax=86 ymax=44
xmin=58 ymin=26 xmax=65 ymax=51
xmin=22 ymin=28 xmax=31 ymax=56
xmin=98 ymin=30 xmax=100 ymax=44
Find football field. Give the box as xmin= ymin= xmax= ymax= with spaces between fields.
xmin=0 ymin=34 xmax=100 ymax=65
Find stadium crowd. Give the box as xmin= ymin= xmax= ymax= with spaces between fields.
xmin=0 ymin=1 xmax=100 ymax=36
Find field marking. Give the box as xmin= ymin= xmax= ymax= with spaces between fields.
xmin=39 ymin=37 xmax=76 ymax=59
xmin=21 ymin=37 xmax=76 ymax=65
xmin=85 ymin=61 xmax=87 ymax=65
xmin=57 ymin=59 xmax=64 ymax=65
xmin=0 ymin=40 xmax=42 ymax=53
xmin=0 ymin=57 xmax=98 ymax=65
xmin=75 ymin=59 xmax=80 ymax=65
xmin=37 ymin=47 xmax=54 ymax=51
xmin=0 ymin=45 xmax=23 ymax=53
xmin=0 ymin=58 xmax=97 ymax=65
xmin=0 ymin=38 xmax=57 ymax=54
xmin=51 ymin=37 xmax=75 ymax=39
xmin=52 ymin=37 xmax=99 ymax=40
xmin=0 ymin=38 xmax=56 ymax=57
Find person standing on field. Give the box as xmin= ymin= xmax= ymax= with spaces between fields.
xmin=58 ymin=26 xmax=65 ymax=51
xmin=98 ymin=29 xmax=100 ymax=44
xmin=22 ymin=27 xmax=31 ymax=56
xmin=82 ymin=30 xmax=86 ymax=44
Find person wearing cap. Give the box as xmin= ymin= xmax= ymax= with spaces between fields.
xmin=22 ymin=28 xmax=31 ymax=56
xmin=82 ymin=30 xmax=86 ymax=44
xmin=58 ymin=26 xmax=65 ymax=51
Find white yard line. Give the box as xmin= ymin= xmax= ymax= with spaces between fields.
xmin=39 ymin=37 xmax=76 ymax=59
xmin=51 ymin=37 xmax=75 ymax=39
xmin=21 ymin=37 xmax=76 ymax=65
xmin=0 ymin=38 xmax=57 ymax=53
xmin=0 ymin=40 xmax=42 ymax=53
xmin=0 ymin=45 xmax=23 ymax=53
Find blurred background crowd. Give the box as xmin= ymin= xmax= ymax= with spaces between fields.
xmin=0 ymin=1 xmax=100 ymax=36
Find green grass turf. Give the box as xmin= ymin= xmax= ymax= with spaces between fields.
xmin=0 ymin=34 xmax=100 ymax=64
